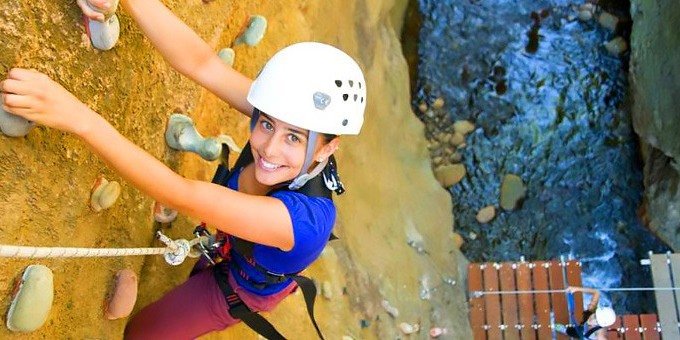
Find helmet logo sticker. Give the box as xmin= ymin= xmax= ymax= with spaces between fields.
xmin=313 ymin=92 xmax=331 ymax=110
xmin=342 ymin=119 xmax=348 ymax=126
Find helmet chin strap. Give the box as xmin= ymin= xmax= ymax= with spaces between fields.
xmin=250 ymin=109 xmax=326 ymax=191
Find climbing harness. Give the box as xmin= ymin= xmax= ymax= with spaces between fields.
xmin=0 ymin=230 xmax=207 ymax=266
xmin=471 ymin=286 xmax=680 ymax=299
xmin=199 ymin=142 xmax=340 ymax=340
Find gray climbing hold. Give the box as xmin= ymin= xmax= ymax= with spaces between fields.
xmin=0 ymin=99 xmax=34 ymax=137
xmin=165 ymin=113 xmax=241 ymax=161
xmin=6 ymin=265 xmax=54 ymax=332
xmin=218 ymin=48 xmax=235 ymax=66
xmin=235 ymin=15 xmax=267 ymax=46
xmin=87 ymin=14 xmax=120 ymax=51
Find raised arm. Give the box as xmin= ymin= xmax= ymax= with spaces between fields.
xmin=81 ymin=0 xmax=254 ymax=115
xmin=1 ymin=69 xmax=292 ymax=250
xmin=567 ymin=286 xmax=601 ymax=311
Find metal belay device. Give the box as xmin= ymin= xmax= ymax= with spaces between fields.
xmin=0 ymin=230 xmax=208 ymax=266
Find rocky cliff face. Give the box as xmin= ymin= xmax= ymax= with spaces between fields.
xmin=0 ymin=0 xmax=468 ymax=338
xmin=629 ymin=0 xmax=680 ymax=251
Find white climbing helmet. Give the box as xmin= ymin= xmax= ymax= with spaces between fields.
xmin=595 ymin=307 xmax=616 ymax=327
xmin=247 ymin=42 xmax=366 ymax=135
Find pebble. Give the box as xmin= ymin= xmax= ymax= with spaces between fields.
xmin=398 ymin=322 xmax=420 ymax=335
xmin=453 ymin=120 xmax=475 ymax=135
xmin=430 ymin=327 xmax=448 ymax=338
xmin=598 ymin=12 xmax=619 ymax=32
xmin=105 ymin=269 xmax=138 ymax=320
xmin=153 ymin=201 xmax=178 ymax=223
xmin=577 ymin=3 xmax=595 ymax=22
xmin=432 ymin=97 xmax=445 ymax=109
xmin=476 ymin=205 xmax=496 ymax=223
xmin=432 ymin=156 xmax=444 ymax=166
xmin=449 ymin=152 xmax=462 ymax=163
xmin=604 ymin=37 xmax=628 ymax=56
xmin=418 ymin=102 xmax=428 ymax=113
xmin=90 ymin=177 xmax=121 ymax=212
xmin=381 ymin=299 xmax=399 ymax=318
xmin=469 ymin=231 xmax=478 ymax=240
xmin=500 ymin=174 xmax=527 ymax=211
xmin=6 ymin=265 xmax=54 ymax=332
xmin=450 ymin=132 xmax=465 ymax=146
xmin=235 ymin=15 xmax=267 ymax=46
xmin=434 ymin=164 xmax=466 ymax=188
xmin=0 ymin=100 xmax=35 ymax=137
xmin=217 ymin=48 xmax=235 ymax=66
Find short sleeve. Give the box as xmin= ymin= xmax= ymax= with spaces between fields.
xmin=253 ymin=190 xmax=336 ymax=274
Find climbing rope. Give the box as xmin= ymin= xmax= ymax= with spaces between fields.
xmin=0 ymin=231 xmax=208 ymax=266
xmin=471 ymin=287 xmax=680 ymax=298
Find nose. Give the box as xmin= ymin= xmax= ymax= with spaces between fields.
xmin=261 ymin=133 xmax=280 ymax=159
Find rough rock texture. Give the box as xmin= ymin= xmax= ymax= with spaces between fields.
xmin=630 ymin=0 xmax=680 ymax=250
xmin=0 ymin=0 xmax=469 ymax=338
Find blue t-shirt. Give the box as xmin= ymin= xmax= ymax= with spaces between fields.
xmin=222 ymin=167 xmax=336 ymax=295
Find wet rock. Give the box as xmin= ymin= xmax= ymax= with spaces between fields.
xmin=418 ymin=102 xmax=428 ymax=113
xmin=90 ymin=177 xmax=121 ymax=212
xmin=453 ymin=120 xmax=475 ymax=135
xmin=469 ymin=231 xmax=477 ymax=240
xmin=398 ymin=322 xmax=420 ymax=335
xmin=450 ymin=132 xmax=465 ymax=146
xmin=381 ymin=299 xmax=399 ymax=318
xmin=604 ymin=37 xmax=628 ymax=56
xmin=105 ymin=269 xmax=138 ymax=320
xmin=0 ymin=100 xmax=35 ymax=137
xmin=451 ymin=232 xmax=464 ymax=249
xmin=437 ymin=132 xmax=451 ymax=144
xmin=6 ymin=265 xmax=53 ymax=332
xmin=449 ymin=152 xmax=462 ymax=163
xmin=217 ymin=48 xmax=235 ymax=66
xmin=598 ymin=12 xmax=619 ymax=32
xmin=577 ymin=3 xmax=595 ymax=22
xmin=476 ymin=205 xmax=496 ymax=223
xmin=500 ymin=174 xmax=526 ymax=211
xmin=434 ymin=164 xmax=466 ymax=188
xmin=432 ymin=156 xmax=444 ymax=166
xmin=432 ymin=97 xmax=445 ymax=109
xmin=87 ymin=14 xmax=120 ymax=51
xmin=235 ymin=15 xmax=267 ymax=46
xmin=321 ymin=281 xmax=332 ymax=300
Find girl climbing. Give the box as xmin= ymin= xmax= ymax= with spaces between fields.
xmin=1 ymin=0 xmax=366 ymax=338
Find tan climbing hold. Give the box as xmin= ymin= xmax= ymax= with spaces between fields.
xmin=476 ymin=205 xmax=496 ymax=223
xmin=90 ymin=176 xmax=121 ymax=212
xmin=434 ymin=164 xmax=466 ymax=188
xmin=6 ymin=265 xmax=54 ymax=332
xmin=105 ymin=269 xmax=138 ymax=320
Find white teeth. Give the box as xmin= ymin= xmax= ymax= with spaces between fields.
xmin=261 ymin=158 xmax=281 ymax=170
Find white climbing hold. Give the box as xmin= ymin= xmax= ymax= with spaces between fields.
xmin=218 ymin=48 xmax=235 ymax=66
xmin=86 ymin=14 xmax=120 ymax=51
xmin=0 ymin=98 xmax=34 ymax=137
xmin=6 ymin=265 xmax=54 ymax=332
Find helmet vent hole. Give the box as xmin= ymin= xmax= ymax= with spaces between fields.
xmin=335 ymin=80 xmax=342 ymax=87
xmin=359 ymin=82 xmax=362 ymax=89
xmin=343 ymin=94 xmax=349 ymax=101
xmin=349 ymin=80 xmax=354 ymax=87
xmin=361 ymin=97 xmax=364 ymax=103
xmin=342 ymin=119 xmax=348 ymax=126
xmin=353 ymin=94 xmax=358 ymax=101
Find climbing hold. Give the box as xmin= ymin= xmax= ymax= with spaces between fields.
xmin=234 ymin=15 xmax=267 ymax=46
xmin=165 ymin=113 xmax=241 ymax=161
xmin=217 ymin=48 xmax=235 ymax=66
xmin=500 ymin=174 xmax=526 ymax=211
xmin=153 ymin=201 xmax=178 ymax=224
xmin=6 ymin=265 xmax=54 ymax=332
xmin=429 ymin=327 xmax=447 ymax=338
xmin=398 ymin=322 xmax=420 ymax=335
xmin=105 ymin=269 xmax=138 ymax=320
xmin=85 ymin=14 xmax=120 ymax=51
xmin=0 ymin=100 xmax=34 ymax=137
xmin=90 ymin=176 xmax=121 ymax=212
xmin=380 ymin=299 xmax=399 ymax=318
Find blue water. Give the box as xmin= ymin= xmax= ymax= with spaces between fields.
xmin=414 ymin=0 xmax=669 ymax=312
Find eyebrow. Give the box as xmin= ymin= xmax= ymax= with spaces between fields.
xmin=260 ymin=113 xmax=308 ymax=137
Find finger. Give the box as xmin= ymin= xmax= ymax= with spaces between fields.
xmin=2 ymin=106 xmax=37 ymax=120
xmin=2 ymin=93 xmax=34 ymax=110
xmin=90 ymin=0 xmax=112 ymax=10
xmin=77 ymin=0 xmax=106 ymax=21
xmin=1 ymin=79 xmax=33 ymax=96
xmin=7 ymin=68 xmax=35 ymax=81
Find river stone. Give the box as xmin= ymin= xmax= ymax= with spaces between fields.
xmin=453 ymin=120 xmax=475 ymax=135
xmin=598 ymin=12 xmax=619 ymax=31
xmin=418 ymin=102 xmax=428 ymax=113
xmin=500 ymin=174 xmax=526 ymax=211
xmin=434 ymin=164 xmax=466 ymax=188
xmin=476 ymin=205 xmax=496 ymax=223
xmin=604 ymin=37 xmax=628 ymax=56
xmin=105 ymin=269 xmax=138 ymax=320
xmin=450 ymin=132 xmax=465 ymax=146
xmin=432 ymin=97 xmax=445 ymax=109
xmin=6 ymin=265 xmax=53 ymax=332
xmin=450 ymin=152 xmax=462 ymax=163
xmin=217 ymin=48 xmax=235 ymax=66
xmin=235 ymin=15 xmax=267 ymax=46
xmin=0 ymin=101 xmax=34 ymax=137
xmin=578 ymin=3 xmax=595 ymax=22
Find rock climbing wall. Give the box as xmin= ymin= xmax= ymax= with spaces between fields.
xmin=629 ymin=0 xmax=680 ymax=251
xmin=0 ymin=0 xmax=469 ymax=338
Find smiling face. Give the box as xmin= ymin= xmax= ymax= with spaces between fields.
xmin=249 ymin=112 xmax=338 ymax=188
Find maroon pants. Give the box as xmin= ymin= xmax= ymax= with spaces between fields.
xmin=124 ymin=261 xmax=296 ymax=339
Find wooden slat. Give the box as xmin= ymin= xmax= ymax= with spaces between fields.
xmin=499 ymin=263 xmax=520 ymax=340
xmin=484 ymin=263 xmax=502 ymax=340
xmin=533 ymin=261 xmax=552 ymax=339
xmin=623 ymin=315 xmax=642 ymax=340
xmin=516 ymin=262 xmax=536 ymax=340
xmin=607 ymin=316 xmax=623 ymax=340
xmin=565 ymin=260 xmax=584 ymax=323
xmin=650 ymin=254 xmax=680 ymax=339
xmin=468 ymin=263 xmax=486 ymax=340
xmin=669 ymin=254 xmax=680 ymax=318
xmin=549 ymin=260 xmax=569 ymax=340
xmin=639 ymin=314 xmax=660 ymax=340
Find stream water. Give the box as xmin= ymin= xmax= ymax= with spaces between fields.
xmin=411 ymin=0 xmax=670 ymax=313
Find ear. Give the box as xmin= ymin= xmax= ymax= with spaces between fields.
xmin=314 ymin=137 xmax=340 ymax=162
